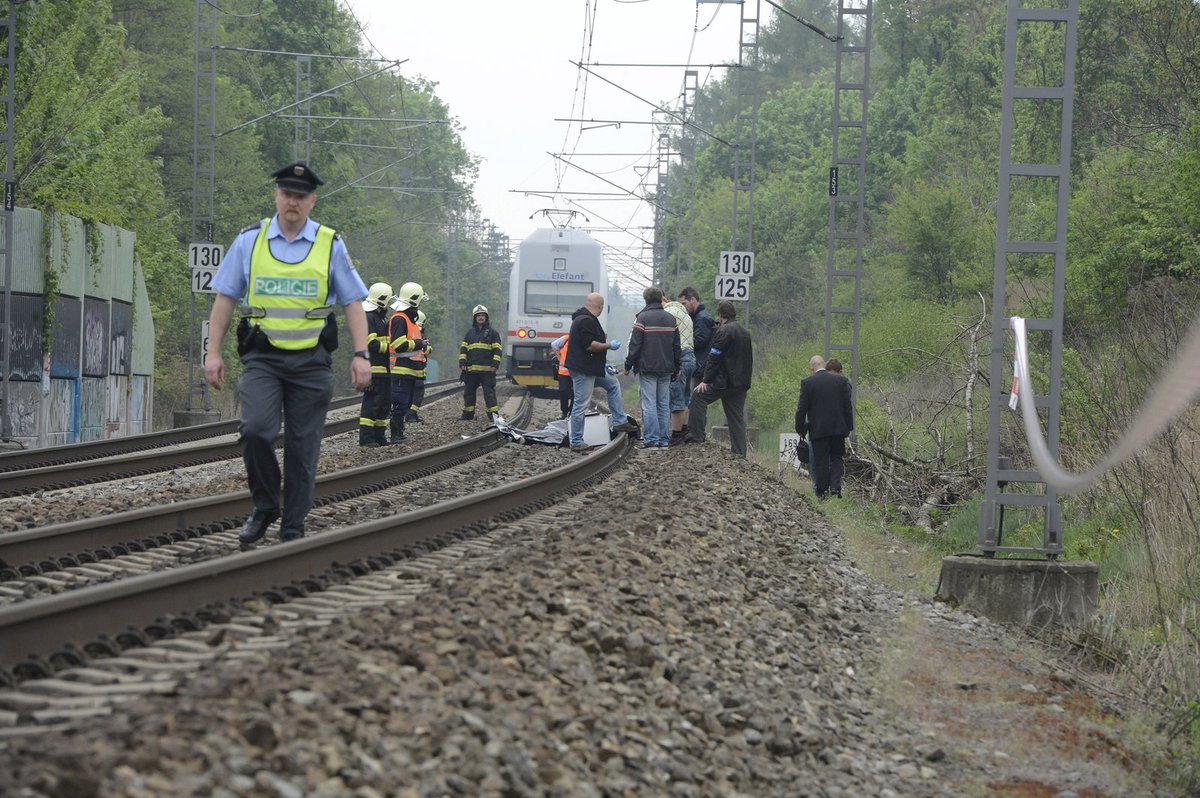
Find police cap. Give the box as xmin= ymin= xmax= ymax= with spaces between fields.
xmin=271 ymin=162 xmax=323 ymax=195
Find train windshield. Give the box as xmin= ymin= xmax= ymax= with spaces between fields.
xmin=524 ymin=280 xmax=594 ymax=315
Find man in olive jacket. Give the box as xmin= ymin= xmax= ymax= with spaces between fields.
xmin=683 ymin=300 xmax=753 ymax=456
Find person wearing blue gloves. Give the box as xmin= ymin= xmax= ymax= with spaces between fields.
xmin=564 ymin=292 xmax=640 ymax=451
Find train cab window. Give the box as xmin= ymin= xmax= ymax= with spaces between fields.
xmin=524 ymin=280 xmax=593 ymax=315
xmin=553 ymin=257 xmax=566 ymax=271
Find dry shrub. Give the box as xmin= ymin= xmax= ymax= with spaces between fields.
xmin=1065 ymin=278 xmax=1200 ymax=766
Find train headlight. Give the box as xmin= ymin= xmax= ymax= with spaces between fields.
xmin=517 ymin=329 xmax=527 ymax=338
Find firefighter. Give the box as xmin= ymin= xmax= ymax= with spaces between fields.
xmin=406 ymin=309 xmax=430 ymax=422
xmin=551 ymin=334 xmax=572 ymax=419
xmin=387 ymin=281 xmax=429 ymax=443
xmin=359 ymin=282 xmax=394 ymax=447
xmin=459 ymin=303 xmax=502 ymax=421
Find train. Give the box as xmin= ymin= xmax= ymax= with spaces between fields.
xmin=505 ymin=227 xmax=609 ymax=390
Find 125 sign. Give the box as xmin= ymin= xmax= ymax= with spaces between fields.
xmin=190 ymin=243 xmax=224 ymax=294
xmin=715 ymin=275 xmax=750 ymax=301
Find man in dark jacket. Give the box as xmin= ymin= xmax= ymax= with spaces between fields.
xmin=678 ymin=286 xmax=717 ymax=390
xmin=795 ymin=355 xmax=854 ymax=498
xmin=565 ymin=292 xmax=639 ymax=451
xmin=683 ymin=300 xmax=753 ymax=456
xmin=623 ymin=286 xmax=681 ymax=449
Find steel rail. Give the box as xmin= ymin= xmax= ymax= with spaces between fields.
xmin=0 ymin=396 xmax=351 ymax=474
xmin=0 ymin=429 xmax=632 ymax=681
xmin=0 ymin=430 xmax=505 ymax=576
xmin=0 ymin=390 xmax=533 ymax=575
xmin=0 ymin=379 xmax=460 ymax=473
xmin=0 ymin=382 xmax=462 ymax=498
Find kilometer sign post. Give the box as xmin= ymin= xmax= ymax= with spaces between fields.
xmin=189 ymin=242 xmax=223 ymax=294
xmin=715 ymin=250 xmax=754 ymax=302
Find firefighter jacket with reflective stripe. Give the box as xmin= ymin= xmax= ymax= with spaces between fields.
xmin=389 ymin=310 xmax=425 ymax=378
xmin=459 ymin=322 xmax=502 ymax=372
xmin=365 ymin=306 xmax=391 ymax=375
xmin=246 ymin=221 xmax=335 ymax=350
xmin=556 ymin=335 xmax=570 ymax=377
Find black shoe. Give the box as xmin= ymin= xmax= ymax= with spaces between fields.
xmin=460 ymin=414 xmax=474 ymax=421
xmin=279 ymin=527 xmax=305 ymax=542
xmin=406 ymin=412 xmax=421 ymax=422
xmin=611 ymin=419 xmax=640 ymax=433
xmin=359 ymin=440 xmax=381 ymax=448
xmin=239 ymin=510 xmax=279 ymax=549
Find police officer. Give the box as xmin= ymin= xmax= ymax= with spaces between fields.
xmin=205 ymin=162 xmax=371 ymax=547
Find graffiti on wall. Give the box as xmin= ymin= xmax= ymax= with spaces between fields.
xmin=3 ymin=383 xmax=40 ymax=436
xmin=50 ymin=295 xmax=82 ymax=378
xmin=0 ymin=294 xmax=44 ymax=381
xmin=110 ymin=301 xmax=132 ymax=376
xmin=82 ymin=298 xmax=109 ymax=377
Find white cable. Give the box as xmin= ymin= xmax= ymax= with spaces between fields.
xmin=1011 ymin=315 xmax=1200 ymax=495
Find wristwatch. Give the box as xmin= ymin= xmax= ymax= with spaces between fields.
xmin=353 ymin=350 xmax=370 ymax=360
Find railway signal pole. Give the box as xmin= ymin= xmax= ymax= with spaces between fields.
xmin=823 ymin=0 xmax=871 ymax=401
xmin=0 ymin=2 xmax=16 ymax=441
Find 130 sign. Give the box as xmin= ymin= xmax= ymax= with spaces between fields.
xmin=718 ymin=250 xmax=754 ymax=276
xmin=189 ymin=242 xmax=224 ymax=294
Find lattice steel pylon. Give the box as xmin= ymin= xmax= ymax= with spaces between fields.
xmin=674 ymin=69 xmax=699 ymax=287
xmin=823 ymin=0 xmax=871 ymax=397
xmin=652 ymin=129 xmax=671 ymax=288
xmin=978 ymin=0 xmax=1079 ymax=557
xmin=187 ymin=0 xmax=217 ymax=412
xmin=0 ymin=2 xmax=15 ymax=440
xmin=294 ymin=55 xmax=312 ymax=164
xmin=731 ymin=0 xmax=760 ymax=321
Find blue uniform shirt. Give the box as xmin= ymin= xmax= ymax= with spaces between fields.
xmin=212 ymin=215 xmax=368 ymax=308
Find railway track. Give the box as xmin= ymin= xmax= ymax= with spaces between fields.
xmin=0 ymin=393 xmax=634 ymax=693
xmin=0 ymin=380 xmax=462 ymax=499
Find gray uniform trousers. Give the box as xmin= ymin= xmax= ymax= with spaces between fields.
xmin=687 ymin=386 xmax=749 ymax=457
xmin=238 ymin=346 xmax=334 ymax=531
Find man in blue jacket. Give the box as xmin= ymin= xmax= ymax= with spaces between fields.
xmin=678 ymin=286 xmax=716 ymax=390
xmin=565 ymin=292 xmax=640 ymax=451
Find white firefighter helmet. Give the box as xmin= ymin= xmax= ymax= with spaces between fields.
xmin=472 ymin=304 xmax=489 ymax=317
xmin=416 ymin=309 xmax=427 ymax=326
xmin=362 ymin=282 xmax=394 ymax=311
xmin=396 ymin=281 xmax=428 ymax=309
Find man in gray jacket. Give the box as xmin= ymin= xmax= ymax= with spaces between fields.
xmin=624 ymin=286 xmax=681 ymax=448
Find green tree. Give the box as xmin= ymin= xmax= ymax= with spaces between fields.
xmin=886 ymin=178 xmax=985 ymax=301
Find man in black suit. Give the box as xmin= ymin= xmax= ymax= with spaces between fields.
xmin=795 ymin=355 xmax=854 ymax=498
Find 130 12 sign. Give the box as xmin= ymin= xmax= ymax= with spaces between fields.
xmin=718 ymin=250 xmax=754 ymax=276
xmin=715 ymin=275 xmax=750 ymax=301
xmin=189 ymin=242 xmax=224 ymax=294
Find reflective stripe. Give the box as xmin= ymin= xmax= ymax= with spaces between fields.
xmin=255 ymin=306 xmax=334 ymax=319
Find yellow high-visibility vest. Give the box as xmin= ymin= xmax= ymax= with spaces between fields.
xmin=246 ymin=221 xmax=335 ymax=350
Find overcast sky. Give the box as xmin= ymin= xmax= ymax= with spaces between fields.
xmin=348 ymin=0 xmax=745 ymax=286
